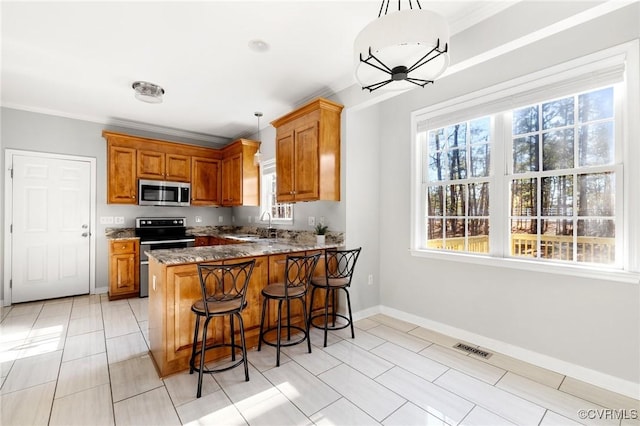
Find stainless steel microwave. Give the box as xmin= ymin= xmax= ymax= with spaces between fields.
xmin=138 ymin=179 xmax=191 ymax=207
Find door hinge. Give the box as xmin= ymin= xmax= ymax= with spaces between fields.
xmin=10 ymin=224 xmax=12 ymax=233
xmin=9 ymin=168 xmax=13 ymax=179
xmin=9 ymin=279 xmax=12 ymax=289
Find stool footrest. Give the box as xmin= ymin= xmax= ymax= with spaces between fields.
xmin=190 ymin=343 xmax=246 ymax=375
xmin=310 ymin=312 xmax=351 ymax=331
xmin=260 ymin=325 xmax=308 ymax=348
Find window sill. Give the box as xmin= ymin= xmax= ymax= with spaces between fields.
xmin=410 ymin=249 xmax=640 ymax=285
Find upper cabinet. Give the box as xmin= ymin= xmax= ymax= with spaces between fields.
xmin=107 ymin=143 xmax=137 ymax=204
xmin=221 ymin=139 xmax=260 ymax=206
xmin=103 ymin=131 xmax=255 ymax=206
xmin=271 ymin=98 xmax=343 ymax=202
xmin=191 ymin=156 xmax=221 ymax=206
xmin=138 ymin=151 xmax=191 ymax=182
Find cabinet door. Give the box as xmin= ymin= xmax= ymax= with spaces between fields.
xmin=107 ymin=145 xmax=137 ymax=204
xmin=221 ymin=154 xmax=242 ymax=206
xmin=110 ymin=254 xmax=137 ymax=295
xmin=191 ymin=157 xmax=221 ymax=206
xmin=166 ymin=154 xmax=191 ymax=182
xmin=293 ymin=121 xmax=320 ymax=201
xmin=275 ymin=131 xmax=296 ymax=202
xmin=137 ymin=150 xmax=165 ymax=180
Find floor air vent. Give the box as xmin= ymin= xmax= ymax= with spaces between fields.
xmin=453 ymin=342 xmax=493 ymax=359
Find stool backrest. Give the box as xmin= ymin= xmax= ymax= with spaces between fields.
xmin=197 ymin=259 xmax=256 ymax=316
xmin=324 ymin=248 xmax=361 ymax=285
xmin=284 ymin=253 xmax=320 ymax=297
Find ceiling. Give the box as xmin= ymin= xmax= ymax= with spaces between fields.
xmin=1 ymin=1 xmax=514 ymax=145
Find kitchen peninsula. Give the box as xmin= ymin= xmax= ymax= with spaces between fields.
xmin=146 ymin=234 xmax=343 ymax=377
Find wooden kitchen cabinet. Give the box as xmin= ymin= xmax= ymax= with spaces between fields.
xmin=271 ymin=98 xmax=343 ymax=202
xmin=108 ymin=239 xmax=139 ymax=300
xmin=221 ymin=139 xmax=261 ymax=206
xmin=191 ymin=156 xmax=221 ymax=206
xmin=138 ymin=150 xmax=191 ymax=182
xmin=107 ymin=143 xmax=137 ymax=204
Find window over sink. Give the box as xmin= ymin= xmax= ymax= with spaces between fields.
xmin=260 ymin=159 xmax=293 ymax=222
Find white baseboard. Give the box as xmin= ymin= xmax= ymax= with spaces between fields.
xmin=352 ymin=304 xmax=639 ymax=400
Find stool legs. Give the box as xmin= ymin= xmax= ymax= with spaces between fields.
xmin=259 ymin=296 xmax=312 ymax=367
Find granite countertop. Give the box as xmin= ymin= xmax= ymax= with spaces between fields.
xmin=146 ymin=240 xmax=342 ymax=265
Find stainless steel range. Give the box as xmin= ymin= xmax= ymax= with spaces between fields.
xmin=136 ymin=217 xmax=195 ymax=297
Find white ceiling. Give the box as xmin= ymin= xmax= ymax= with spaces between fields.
xmin=1 ymin=1 xmax=513 ymax=145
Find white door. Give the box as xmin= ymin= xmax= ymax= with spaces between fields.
xmin=11 ymin=155 xmax=91 ymax=303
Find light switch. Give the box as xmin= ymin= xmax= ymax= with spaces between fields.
xmin=100 ymin=216 xmax=114 ymax=225
xmin=308 ymin=216 xmax=316 ymax=226
xmin=114 ymin=216 xmax=124 ymax=225
xmin=218 ymin=216 xmax=224 ymax=223
xmin=195 ymin=216 xmax=202 ymax=223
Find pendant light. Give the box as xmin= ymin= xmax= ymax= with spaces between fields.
xmin=354 ymin=0 xmax=450 ymax=92
xmin=253 ymin=112 xmax=263 ymax=166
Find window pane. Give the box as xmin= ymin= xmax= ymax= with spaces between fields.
xmin=541 ymin=175 xmax=573 ymax=216
xmin=578 ymin=122 xmax=614 ymax=166
xmin=471 ymin=144 xmax=490 ymax=177
xmin=468 ymin=219 xmax=489 ymax=253
xmin=511 ymin=219 xmax=537 ymax=258
xmin=513 ymin=135 xmax=539 ymax=173
xmin=542 ymin=96 xmax=574 ymax=130
xmin=542 ymin=129 xmax=574 ymax=170
xmin=429 ymin=128 xmax=446 ymax=152
xmin=426 ymin=219 xmax=443 ymax=249
xmin=427 ymin=186 xmax=443 ymax=216
xmin=513 ymin=105 xmax=539 ymax=135
xmin=541 ymin=221 xmax=573 ymax=261
xmin=577 ymin=172 xmax=615 ymax=216
xmin=445 ymin=218 xmax=466 ymax=240
xmin=579 ymin=87 xmax=613 ymax=122
xmin=511 ymin=178 xmax=537 ymax=216
xmin=446 ymin=184 xmax=466 ymax=216
xmin=447 ymin=123 xmax=467 ymax=149
xmin=470 ymin=117 xmax=490 ymax=144
xmin=577 ymin=219 xmax=615 ymax=264
xmin=469 ymin=182 xmax=489 ymax=216
xmin=447 ymin=149 xmax=467 ymax=179
xmin=428 ymin=151 xmax=448 ymax=181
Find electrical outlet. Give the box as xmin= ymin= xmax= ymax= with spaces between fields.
xmin=248 ymin=216 xmax=252 ymax=223
xmin=114 ymin=216 xmax=124 ymax=225
xmin=99 ymin=216 xmax=114 ymax=225
xmin=368 ymin=274 xmax=374 ymax=285
xmin=308 ymin=216 xmax=316 ymax=226
xmin=195 ymin=216 xmax=202 ymax=223
xmin=232 ymin=216 xmax=235 ymax=223
xmin=218 ymin=216 xmax=224 ymax=223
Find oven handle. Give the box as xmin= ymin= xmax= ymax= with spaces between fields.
xmin=140 ymin=238 xmax=195 ymax=245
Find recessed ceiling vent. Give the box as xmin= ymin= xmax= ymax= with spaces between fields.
xmin=453 ymin=342 xmax=492 ymax=359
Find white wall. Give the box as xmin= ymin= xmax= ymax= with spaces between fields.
xmin=363 ymin=2 xmax=640 ymax=392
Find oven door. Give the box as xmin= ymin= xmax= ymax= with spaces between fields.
xmin=139 ymin=239 xmax=195 ymax=297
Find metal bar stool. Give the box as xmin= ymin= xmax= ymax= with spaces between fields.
xmin=258 ymin=253 xmax=320 ymax=366
xmin=309 ymin=247 xmax=361 ymax=347
xmin=189 ymin=259 xmax=255 ymax=398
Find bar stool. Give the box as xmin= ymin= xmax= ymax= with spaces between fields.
xmin=189 ymin=259 xmax=255 ymax=398
xmin=258 ymin=253 xmax=320 ymax=366
xmin=309 ymin=248 xmax=361 ymax=347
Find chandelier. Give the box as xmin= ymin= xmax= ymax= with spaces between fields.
xmin=354 ymin=0 xmax=450 ymax=92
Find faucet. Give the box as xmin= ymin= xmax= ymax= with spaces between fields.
xmin=260 ymin=211 xmax=277 ymax=239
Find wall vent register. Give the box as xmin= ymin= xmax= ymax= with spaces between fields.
xmin=453 ymin=342 xmax=492 ymax=359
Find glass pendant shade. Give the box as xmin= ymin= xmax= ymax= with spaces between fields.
xmin=354 ymin=9 xmax=450 ymax=91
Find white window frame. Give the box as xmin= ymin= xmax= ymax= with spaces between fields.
xmin=410 ymin=41 xmax=640 ymax=284
xmin=259 ymin=159 xmax=293 ymax=224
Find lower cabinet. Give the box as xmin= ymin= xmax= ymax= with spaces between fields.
xmin=108 ymin=239 xmax=139 ymax=300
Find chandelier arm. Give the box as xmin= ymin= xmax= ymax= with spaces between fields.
xmin=405 ymin=77 xmax=434 ymax=84
xmin=377 ymin=0 xmax=385 ymax=18
xmin=364 ymin=79 xmax=394 ymax=92
xmin=416 ymin=0 xmax=422 ymax=9
xmin=406 ymin=78 xmax=434 ymax=87
xmin=406 ymin=42 xmax=447 ymax=74
xmin=361 ymin=49 xmax=394 ymax=74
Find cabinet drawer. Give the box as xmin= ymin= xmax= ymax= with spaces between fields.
xmin=111 ymin=240 xmax=137 ymax=254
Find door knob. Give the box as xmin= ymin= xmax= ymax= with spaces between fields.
xmin=81 ymin=232 xmax=90 ymax=237
xmin=82 ymin=224 xmax=88 ymax=229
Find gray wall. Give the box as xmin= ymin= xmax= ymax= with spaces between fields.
xmin=335 ymin=2 xmax=640 ymax=387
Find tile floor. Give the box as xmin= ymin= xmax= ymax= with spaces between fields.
xmin=1 ymin=294 xmax=638 ymax=426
